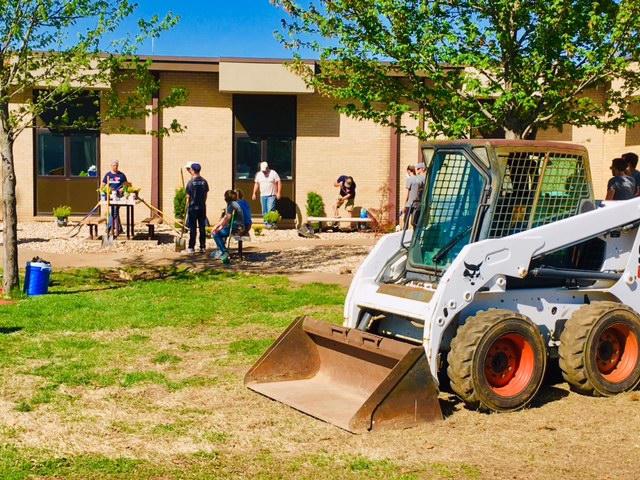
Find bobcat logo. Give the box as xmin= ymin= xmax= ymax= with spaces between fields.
xmin=463 ymin=261 xmax=483 ymax=285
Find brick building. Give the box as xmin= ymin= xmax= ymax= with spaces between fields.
xmin=15 ymin=57 xmax=640 ymax=224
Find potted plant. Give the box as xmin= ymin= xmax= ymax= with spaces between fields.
xmin=122 ymin=183 xmax=141 ymax=200
xmin=98 ymin=185 xmax=112 ymax=201
xmin=264 ymin=210 xmax=281 ymax=229
xmin=53 ymin=205 xmax=71 ymax=227
xmin=128 ymin=186 xmax=141 ymax=200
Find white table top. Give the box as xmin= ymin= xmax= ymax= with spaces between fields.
xmin=100 ymin=198 xmax=140 ymax=206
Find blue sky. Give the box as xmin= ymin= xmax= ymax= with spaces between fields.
xmin=131 ymin=1 xmax=295 ymax=59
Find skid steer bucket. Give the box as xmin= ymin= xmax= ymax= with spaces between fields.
xmin=244 ymin=316 xmax=443 ymax=433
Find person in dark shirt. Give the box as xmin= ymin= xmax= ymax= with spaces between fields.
xmin=606 ymin=157 xmax=636 ymax=200
xmin=184 ymin=163 xmax=209 ymax=253
xmin=333 ymin=175 xmax=357 ymax=217
xmin=101 ymin=160 xmax=128 ymax=235
xmin=622 ymin=152 xmax=640 ymax=196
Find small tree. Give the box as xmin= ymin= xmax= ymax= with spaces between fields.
xmin=174 ymin=187 xmax=187 ymax=221
xmin=0 ymin=1 xmax=187 ymax=294
xmin=306 ymin=191 xmax=325 ymax=217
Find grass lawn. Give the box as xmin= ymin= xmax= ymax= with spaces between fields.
xmin=0 ymin=267 xmax=472 ymax=479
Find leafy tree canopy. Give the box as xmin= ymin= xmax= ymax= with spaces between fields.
xmin=0 ymin=0 xmax=187 ymax=138
xmin=0 ymin=1 xmax=186 ymax=294
xmin=272 ymin=0 xmax=640 ymax=139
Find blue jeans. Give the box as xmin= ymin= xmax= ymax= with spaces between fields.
xmin=261 ymin=195 xmax=276 ymax=221
xmin=107 ymin=206 xmax=122 ymax=234
xmin=213 ymin=224 xmax=243 ymax=254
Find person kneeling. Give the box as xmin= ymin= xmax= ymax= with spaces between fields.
xmin=211 ymin=190 xmax=245 ymax=261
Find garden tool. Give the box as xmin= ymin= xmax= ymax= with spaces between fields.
xmin=138 ymin=198 xmax=185 ymax=234
xmin=102 ymin=191 xmax=115 ymax=246
xmin=221 ymin=212 xmax=235 ymax=264
xmin=62 ymin=201 xmax=101 ymax=238
xmin=174 ymin=200 xmax=189 ymax=252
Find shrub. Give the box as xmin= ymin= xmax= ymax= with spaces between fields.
xmin=253 ymin=225 xmax=263 ymax=236
xmin=52 ymin=205 xmax=71 ymax=219
xmin=264 ymin=210 xmax=281 ymax=225
xmin=306 ymin=191 xmax=325 ymax=217
xmin=174 ymin=187 xmax=187 ymax=219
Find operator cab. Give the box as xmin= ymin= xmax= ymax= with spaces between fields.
xmin=401 ymin=140 xmax=599 ymax=284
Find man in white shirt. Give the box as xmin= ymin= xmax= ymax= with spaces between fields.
xmin=252 ymin=161 xmax=282 ymax=228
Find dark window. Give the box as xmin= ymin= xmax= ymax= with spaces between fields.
xmin=35 ymin=91 xmax=99 ymax=178
xmin=233 ymin=95 xmax=295 ymax=180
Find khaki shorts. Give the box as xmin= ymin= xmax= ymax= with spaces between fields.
xmin=336 ymin=196 xmax=355 ymax=212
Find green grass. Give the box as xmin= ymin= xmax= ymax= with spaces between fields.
xmin=0 ymin=267 xmax=485 ymax=479
xmin=0 ymin=442 xmax=481 ymax=479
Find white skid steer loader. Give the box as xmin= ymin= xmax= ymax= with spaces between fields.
xmin=245 ymin=140 xmax=640 ymax=432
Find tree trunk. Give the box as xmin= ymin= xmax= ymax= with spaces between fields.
xmin=0 ymin=129 xmax=19 ymax=295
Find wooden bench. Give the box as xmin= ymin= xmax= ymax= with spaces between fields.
xmin=141 ymin=216 xmax=163 ymax=240
xmin=81 ymin=217 xmax=106 ymax=239
xmin=306 ymin=216 xmax=373 ymax=231
xmin=231 ymin=235 xmax=251 ymax=258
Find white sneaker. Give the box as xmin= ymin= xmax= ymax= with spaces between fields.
xmin=183 ymin=248 xmax=195 ymax=254
xmin=210 ymin=250 xmax=223 ymax=259
xmin=199 ymin=247 xmax=206 ymax=253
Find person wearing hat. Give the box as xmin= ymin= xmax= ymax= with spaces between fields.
xmin=183 ymin=162 xmax=209 ymax=253
xmin=333 ymin=175 xmax=357 ymax=218
xmin=252 ymin=161 xmax=281 ymax=228
xmin=101 ymin=160 xmax=128 ymax=236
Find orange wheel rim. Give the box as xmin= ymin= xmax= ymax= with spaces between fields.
xmin=484 ymin=333 xmax=535 ymax=396
xmin=596 ymin=323 xmax=639 ymax=383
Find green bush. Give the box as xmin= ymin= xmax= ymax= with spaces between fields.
xmin=52 ymin=205 xmax=71 ymax=219
xmin=306 ymin=191 xmax=325 ymax=217
xmin=174 ymin=187 xmax=187 ymax=219
xmin=264 ymin=210 xmax=281 ymax=225
xmin=253 ymin=225 xmax=264 ymax=236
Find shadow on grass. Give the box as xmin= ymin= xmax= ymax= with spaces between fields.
xmin=0 ymin=327 xmax=23 ymax=334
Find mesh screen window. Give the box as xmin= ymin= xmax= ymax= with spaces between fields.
xmin=488 ymin=151 xmax=588 ymax=238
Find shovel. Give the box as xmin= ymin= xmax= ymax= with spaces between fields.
xmin=102 ymin=191 xmax=115 ymax=246
xmin=174 ymin=201 xmax=189 ymax=252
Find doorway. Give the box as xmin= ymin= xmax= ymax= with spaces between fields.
xmin=233 ymin=95 xmax=296 ymax=219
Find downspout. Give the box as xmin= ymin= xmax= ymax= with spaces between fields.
xmin=389 ymin=121 xmax=400 ymax=223
xmin=151 ymin=72 xmax=160 ymax=210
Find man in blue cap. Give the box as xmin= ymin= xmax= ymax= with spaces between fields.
xmin=184 ymin=162 xmax=209 ymax=253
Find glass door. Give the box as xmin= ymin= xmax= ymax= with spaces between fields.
xmin=233 ymin=95 xmax=296 ymax=220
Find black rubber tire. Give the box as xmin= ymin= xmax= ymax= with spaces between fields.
xmin=447 ymin=309 xmax=547 ymax=412
xmin=559 ymin=302 xmax=640 ymax=396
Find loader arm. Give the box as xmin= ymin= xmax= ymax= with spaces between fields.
xmin=425 ymin=198 xmax=640 ymax=375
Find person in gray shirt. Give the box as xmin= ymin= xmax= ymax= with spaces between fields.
xmin=404 ymin=162 xmax=426 ymax=228
xmin=606 ymin=157 xmax=636 ymax=200
xmin=622 ymin=152 xmax=640 ymax=197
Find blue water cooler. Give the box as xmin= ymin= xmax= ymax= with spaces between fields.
xmin=23 ymin=261 xmax=52 ymax=296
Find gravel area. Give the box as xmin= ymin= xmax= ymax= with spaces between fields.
xmin=15 ymin=221 xmax=377 ymax=274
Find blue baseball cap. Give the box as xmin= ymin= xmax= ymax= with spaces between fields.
xmin=191 ymin=163 xmax=201 ymax=172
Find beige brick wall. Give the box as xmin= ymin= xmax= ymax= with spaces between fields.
xmin=8 ymin=71 xmax=640 ymax=224
xmin=100 ymin=79 xmax=151 ymax=220
xmin=13 ymin=92 xmax=35 ymax=219
xmin=159 ymin=72 xmax=232 ymax=219
xmin=296 ymin=94 xmax=390 ymax=219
